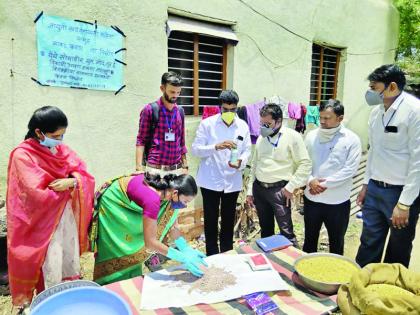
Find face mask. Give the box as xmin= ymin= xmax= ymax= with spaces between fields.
xmin=318 ymin=124 xmax=342 ymax=143
xmin=260 ymin=126 xmax=274 ymax=137
xmin=260 ymin=121 xmax=280 ymax=137
xmin=171 ymin=200 xmax=187 ymax=209
xmin=40 ymin=132 xmax=62 ymax=148
xmin=365 ymin=87 xmax=387 ymax=106
xmin=221 ymin=112 xmax=235 ymax=125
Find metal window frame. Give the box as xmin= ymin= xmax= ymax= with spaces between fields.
xmin=169 ymin=32 xmax=227 ymax=116
xmin=310 ymin=44 xmax=340 ymax=105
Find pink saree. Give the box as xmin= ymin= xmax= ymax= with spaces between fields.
xmin=6 ymin=138 xmax=95 ymax=305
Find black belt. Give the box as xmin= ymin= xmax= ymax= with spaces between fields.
xmin=371 ymin=179 xmax=403 ymax=189
xmin=255 ymin=179 xmax=288 ymax=189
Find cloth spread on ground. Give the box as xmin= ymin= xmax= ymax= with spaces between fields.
xmin=105 ymin=244 xmax=338 ymax=314
xmin=90 ymin=174 xmax=178 ymax=285
xmin=337 ymin=263 xmax=420 ymax=315
xmin=6 ymin=138 xmax=94 ymax=306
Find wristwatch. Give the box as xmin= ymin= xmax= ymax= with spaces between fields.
xmin=397 ymin=202 xmax=410 ymax=211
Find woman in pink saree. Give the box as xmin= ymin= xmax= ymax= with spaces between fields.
xmin=6 ymin=106 xmax=95 ymax=309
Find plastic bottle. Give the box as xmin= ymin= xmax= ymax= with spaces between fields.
xmin=230 ymin=135 xmax=243 ymax=166
xmin=230 ymin=141 xmax=238 ymax=165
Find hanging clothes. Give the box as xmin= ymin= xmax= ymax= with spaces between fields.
xmin=266 ymin=95 xmax=289 ymax=119
xmin=202 ymin=106 xmax=220 ymax=120
xmin=295 ymin=104 xmax=307 ymax=134
xmin=236 ymin=106 xmax=248 ymax=124
xmin=288 ymin=102 xmax=302 ymax=120
xmin=305 ymin=105 xmax=320 ymax=126
xmin=245 ymin=101 xmax=265 ymax=144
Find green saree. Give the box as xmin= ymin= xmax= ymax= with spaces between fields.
xmin=90 ymin=175 xmax=178 ymax=285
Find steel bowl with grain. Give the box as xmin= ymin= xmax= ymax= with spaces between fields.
xmin=294 ymin=253 xmax=361 ymax=295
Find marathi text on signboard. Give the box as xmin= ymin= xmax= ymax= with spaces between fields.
xmin=36 ymin=14 xmax=124 ymax=91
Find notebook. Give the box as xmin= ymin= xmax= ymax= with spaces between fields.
xmin=256 ymin=234 xmax=293 ymax=252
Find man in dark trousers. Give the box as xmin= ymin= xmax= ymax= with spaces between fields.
xmin=356 ymin=64 xmax=420 ymax=268
xmin=303 ymin=99 xmax=361 ymax=255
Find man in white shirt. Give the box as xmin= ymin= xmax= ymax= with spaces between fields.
xmin=192 ymin=90 xmax=251 ymax=255
xmin=246 ymin=104 xmax=312 ymax=247
xmin=356 ymin=64 xmax=420 ymax=268
xmin=303 ymin=100 xmax=361 ymax=255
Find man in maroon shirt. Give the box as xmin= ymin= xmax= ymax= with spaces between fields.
xmin=136 ymin=71 xmax=188 ymax=176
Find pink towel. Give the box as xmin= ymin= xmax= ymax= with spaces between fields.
xmin=288 ymin=102 xmax=302 ymax=120
xmin=202 ymin=106 xmax=220 ymax=120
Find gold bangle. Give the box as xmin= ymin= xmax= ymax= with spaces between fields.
xmin=397 ymin=202 xmax=410 ymax=211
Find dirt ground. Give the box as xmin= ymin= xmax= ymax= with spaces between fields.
xmin=1 ymin=211 xmax=419 ymax=314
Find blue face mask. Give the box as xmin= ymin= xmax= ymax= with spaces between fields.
xmin=171 ymin=193 xmax=187 ymax=209
xmin=171 ymin=200 xmax=187 ymax=209
xmin=40 ymin=132 xmax=62 ymax=148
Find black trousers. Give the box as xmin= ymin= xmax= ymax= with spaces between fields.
xmin=302 ymin=197 xmax=350 ymax=255
xmin=201 ymin=188 xmax=240 ymax=256
xmin=253 ymin=181 xmax=298 ymax=246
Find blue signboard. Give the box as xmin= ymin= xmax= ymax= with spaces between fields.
xmin=36 ymin=14 xmax=124 ymax=91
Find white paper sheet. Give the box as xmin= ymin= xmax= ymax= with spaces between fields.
xmin=140 ymin=253 xmax=289 ymax=310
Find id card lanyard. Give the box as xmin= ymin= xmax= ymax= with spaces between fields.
xmin=381 ymin=97 xmax=403 ymax=132
xmin=162 ymin=107 xmax=177 ymax=142
xmin=267 ymin=132 xmax=282 ymax=147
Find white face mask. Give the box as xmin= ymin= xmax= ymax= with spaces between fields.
xmin=318 ymin=125 xmax=342 ymax=143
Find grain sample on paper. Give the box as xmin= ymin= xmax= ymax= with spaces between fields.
xmin=166 ymin=266 xmax=237 ymax=294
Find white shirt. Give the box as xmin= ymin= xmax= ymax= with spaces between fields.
xmin=364 ymin=91 xmax=420 ymax=206
xmin=192 ymin=114 xmax=252 ymax=193
xmin=304 ymin=126 xmax=362 ymax=204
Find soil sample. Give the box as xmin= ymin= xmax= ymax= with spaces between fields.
xmin=167 ymin=266 xmax=237 ymax=294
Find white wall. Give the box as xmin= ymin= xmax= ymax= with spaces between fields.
xmin=0 ymin=0 xmax=399 ymax=200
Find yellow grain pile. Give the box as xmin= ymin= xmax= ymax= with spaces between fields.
xmin=296 ymin=256 xmax=359 ymax=283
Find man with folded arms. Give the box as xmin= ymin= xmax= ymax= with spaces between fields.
xmin=303 ymin=99 xmax=361 ymax=255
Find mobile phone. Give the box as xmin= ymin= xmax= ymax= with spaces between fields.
xmin=385 ymin=126 xmax=398 ymax=133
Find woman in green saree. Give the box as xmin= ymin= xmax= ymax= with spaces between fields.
xmin=90 ymin=173 xmax=207 ymax=285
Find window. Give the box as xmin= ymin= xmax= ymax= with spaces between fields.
xmin=168 ymin=31 xmax=227 ymax=115
xmin=309 ymin=44 xmax=341 ymax=106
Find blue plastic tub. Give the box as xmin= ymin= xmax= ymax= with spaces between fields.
xmin=30 ymin=286 xmax=132 ymax=315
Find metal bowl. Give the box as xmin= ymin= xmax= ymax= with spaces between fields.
xmin=30 ymin=280 xmax=100 ymax=311
xmin=293 ymin=253 xmax=361 ymax=295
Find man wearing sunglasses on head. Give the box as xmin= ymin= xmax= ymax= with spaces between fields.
xmin=246 ymin=103 xmax=312 ymax=247
xmin=192 ymin=90 xmax=251 ymax=255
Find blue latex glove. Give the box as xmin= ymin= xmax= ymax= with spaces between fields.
xmin=167 ymin=247 xmax=205 ymax=277
xmin=175 ymin=237 xmax=208 ymax=266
